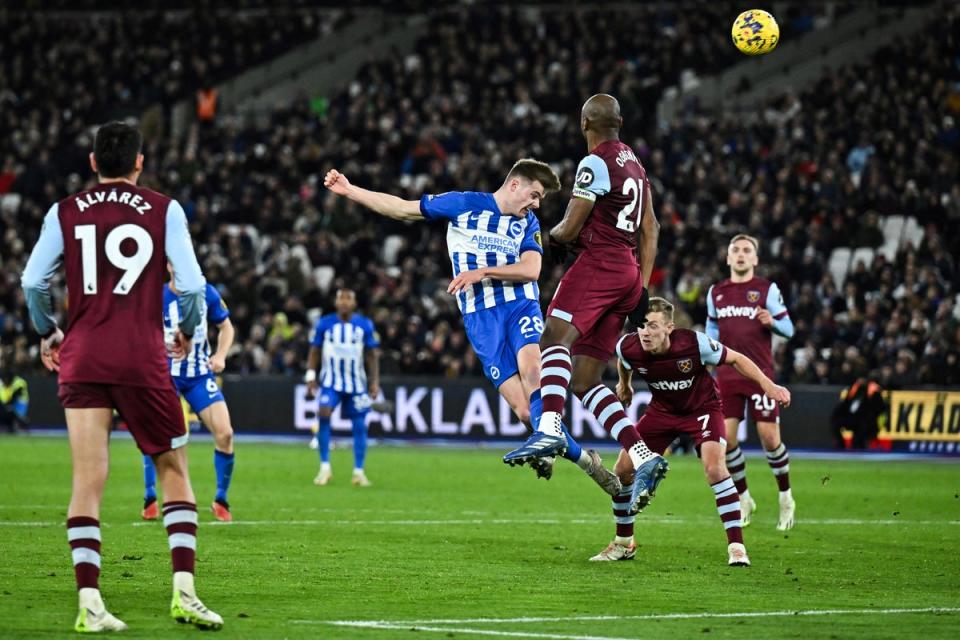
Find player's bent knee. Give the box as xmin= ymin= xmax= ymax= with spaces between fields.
xmin=215 ymin=428 xmax=234 ymax=453
xmin=704 ymin=460 xmax=728 ymax=484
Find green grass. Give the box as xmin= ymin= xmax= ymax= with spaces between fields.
xmin=0 ymin=436 xmax=958 ymax=639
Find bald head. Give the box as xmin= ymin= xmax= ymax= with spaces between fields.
xmin=581 ymin=94 xmax=622 ymax=134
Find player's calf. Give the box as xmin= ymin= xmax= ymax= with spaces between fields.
xmin=591 ymin=484 xmax=636 ymax=561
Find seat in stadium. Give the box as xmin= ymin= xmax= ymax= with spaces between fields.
xmin=828 ymin=247 xmax=852 ymax=288
xmin=850 ymin=247 xmax=875 ymax=272
xmin=878 ymin=240 xmax=899 ymax=262
xmin=313 ymin=266 xmax=336 ymax=294
xmin=903 ymin=216 xmax=924 ymax=248
xmin=883 ymin=215 xmax=905 ymax=246
xmin=383 ymin=235 xmax=405 ymax=266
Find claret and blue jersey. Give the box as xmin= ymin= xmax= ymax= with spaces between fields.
xmin=420 ymin=191 xmax=547 ymax=386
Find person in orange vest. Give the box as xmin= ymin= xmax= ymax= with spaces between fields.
xmin=196 ymin=88 xmax=217 ymax=123
xmin=831 ymin=378 xmax=885 ymax=449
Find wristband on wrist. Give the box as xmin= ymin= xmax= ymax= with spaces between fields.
xmin=304 ymin=369 xmax=316 ymax=383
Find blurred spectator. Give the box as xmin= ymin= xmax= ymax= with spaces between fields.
xmin=0 ymin=365 xmax=29 ymax=433
xmin=831 ymin=378 xmax=885 ymax=449
xmin=1 ymin=3 xmax=956 ymax=389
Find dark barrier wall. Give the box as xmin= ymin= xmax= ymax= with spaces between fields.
xmin=25 ymin=374 xmax=841 ymax=448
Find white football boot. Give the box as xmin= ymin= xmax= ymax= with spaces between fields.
xmin=170 ymin=572 xmax=223 ymax=630
xmin=75 ymin=588 xmax=128 ymax=632
xmin=740 ymin=493 xmax=757 ymax=527
xmin=777 ymin=492 xmax=796 ymax=531
xmin=727 ymin=543 xmax=751 ymax=567
xmin=589 ymin=540 xmax=637 ymax=561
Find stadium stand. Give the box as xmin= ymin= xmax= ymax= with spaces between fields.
xmin=1 ymin=3 xmax=956 ymax=389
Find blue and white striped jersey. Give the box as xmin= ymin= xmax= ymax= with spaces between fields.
xmin=164 ymin=283 xmax=230 ymax=379
xmin=310 ymin=313 xmax=380 ymax=393
xmin=419 ymin=191 xmax=543 ymax=315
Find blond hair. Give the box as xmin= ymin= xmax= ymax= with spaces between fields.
xmin=506 ymin=158 xmax=561 ymax=193
xmin=647 ymin=297 xmax=675 ymax=323
xmin=729 ymin=233 xmax=759 ymax=252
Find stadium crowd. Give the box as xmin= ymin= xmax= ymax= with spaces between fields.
xmin=1 ymin=3 xmax=956 ymax=390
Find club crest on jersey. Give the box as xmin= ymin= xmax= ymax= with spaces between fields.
xmin=509 ymin=220 xmax=525 ymax=239
xmin=747 ymin=290 xmax=761 ymax=303
xmin=677 ymin=358 xmax=693 ymax=373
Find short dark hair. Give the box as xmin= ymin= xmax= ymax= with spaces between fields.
xmin=506 ymin=158 xmax=561 ymax=193
xmin=94 ymin=121 xmax=142 ymax=178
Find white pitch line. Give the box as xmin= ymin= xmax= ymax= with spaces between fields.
xmin=395 ymin=606 xmax=960 ymax=625
xmin=330 ymin=621 xmax=637 ymax=640
xmin=3 ymin=516 xmax=960 ymax=528
xmin=294 ymin=607 xmax=960 ymax=636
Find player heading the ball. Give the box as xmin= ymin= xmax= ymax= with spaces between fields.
xmin=323 ymin=161 xmax=621 ymax=495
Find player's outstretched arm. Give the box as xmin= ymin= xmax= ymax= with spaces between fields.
xmin=447 ymin=250 xmax=541 ymax=294
xmin=724 ymin=348 xmax=791 ymax=407
xmin=324 ymin=170 xmax=423 ymax=222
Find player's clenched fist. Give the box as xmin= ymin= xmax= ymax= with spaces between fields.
xmin=324 ymin=169 xmax=351 ymax=195
xmin=755 ymin=307 xmax=774 ymax=327
xmin=763 ymin=382 xmax=791 ymax=407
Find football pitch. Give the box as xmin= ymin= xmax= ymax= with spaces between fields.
xmin=1 ymin=436 xmax=957 ymax=639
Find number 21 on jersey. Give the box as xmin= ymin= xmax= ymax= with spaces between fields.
xmin=75 ymin=223 xmax=154 ymax=295
xmin=616 ymin=177 xmax=644 ymax=232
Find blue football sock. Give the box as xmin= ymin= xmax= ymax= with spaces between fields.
xmin=142 ymin=454 xmax=157 ymax=502
xmin=318 ymin=416 xmax=332 ymax=464
xmin=351 ymin=415 xmax=368 ymax=470
xmin=529 ymin=390 xmax=582 ymax=462
xmin=214 ymin=449 xmax=235 ymax=504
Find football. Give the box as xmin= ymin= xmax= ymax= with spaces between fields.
xmin=732 ymin=9 xmax=780 ymax=55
